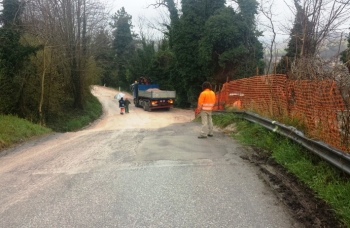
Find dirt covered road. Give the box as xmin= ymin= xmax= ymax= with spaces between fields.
xmin=90 ymin=85 xmax=195 ymax=130
xmin=0 ymin=86 xmax=344 ymax=227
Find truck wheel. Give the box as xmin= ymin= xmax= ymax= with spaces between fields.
xmin=143 ymin=102 xmax=148 ymax=111
xmin=143 ymin=102 xmax=150 ymax=111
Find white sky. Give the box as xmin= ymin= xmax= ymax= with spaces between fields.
xmin=107 ymin=0 xmax=293 ymax=42
xmin=106 ymin=0 xmax=168 ymax=39
xmin=0 ymin=0 xmax=303 ymax=44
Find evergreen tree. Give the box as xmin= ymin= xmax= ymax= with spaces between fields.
xmin=111 ymin=7 xmax=136 ymax=89
xmin=234 ymin=0 xmax=264 ymax=78
xmin=171 ymin=0 xmax=226 ymax=107
xmin=199 ymin=5 xmax=264 ymax=82
xmin=93 ymin=29 xmax=116 ymax=87
xmin=125 ymin=37 xmax=175 ymax=92
xmin=161 ymin=0 xmax=179 ymax=49
xmin=127 ymin=39 xmax=156 ymax=85
xmin=340 ymin=32 xmax=350 ymax=73
xmin=148 ymin=39 xmax=176 ymax=90
xmin=276 ymin=0 xmax=315 ymax=74
xmin=122 ymin=0 xmax=262 ymax=108
xmin=237 ymin=0 xmax=258 ymax=28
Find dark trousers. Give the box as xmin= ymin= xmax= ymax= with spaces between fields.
xmin=125 ymin=105 xmax=129 ymax=113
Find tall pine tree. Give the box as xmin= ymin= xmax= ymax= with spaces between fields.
xmin=276 ymin=0 xmax=315 ymax=74
xmin=199 ymin=3 xmax=264 ymax=83
xmin=111 ymin=7 xmax=136 ymax=89
xmin=171 ymin=0 xmax=226 ymax=107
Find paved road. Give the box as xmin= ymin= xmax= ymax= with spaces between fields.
xmin=0 ymin=86 xmax=301 ymax=228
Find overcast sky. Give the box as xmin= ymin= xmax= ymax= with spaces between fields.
xmin=106 ymin=0 xmax=293 ymax=42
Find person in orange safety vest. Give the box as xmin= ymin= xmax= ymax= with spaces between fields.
xmin=197 ymin=81 xmax=216 ymax=138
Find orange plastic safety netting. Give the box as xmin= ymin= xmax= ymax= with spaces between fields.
xmin=214 ymin=74 xmax=350 ymax=153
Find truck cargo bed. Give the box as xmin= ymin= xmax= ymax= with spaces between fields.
xmin=138 ymin=90 xmax=176 ymax=99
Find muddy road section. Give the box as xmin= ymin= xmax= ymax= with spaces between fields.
xmin=0 ymin=86 xmax=341 ymax=227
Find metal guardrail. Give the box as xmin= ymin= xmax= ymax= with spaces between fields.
xmin=213 ymin=110 xmax=350 ymax=175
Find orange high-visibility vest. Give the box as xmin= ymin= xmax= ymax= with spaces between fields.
xmin=198 ymin=89 xmax=216 ymax=111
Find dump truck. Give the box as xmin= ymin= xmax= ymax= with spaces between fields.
xmin=132 ymin=83 xmax=176 ymax=111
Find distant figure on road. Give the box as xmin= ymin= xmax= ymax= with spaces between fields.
xmin=124 ymin=98 xmax=131 ymax=113
xmin=197 ymin=81 xmax=216 ymax=138
xmin=119 ymin=97 xmax=125 ymax=115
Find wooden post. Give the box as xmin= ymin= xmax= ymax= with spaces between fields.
xmin=39 ymin=44 xmax=47 ymax=126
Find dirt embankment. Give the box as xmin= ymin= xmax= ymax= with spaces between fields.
xmin=238 ymin=145 xmax=346 ymax=228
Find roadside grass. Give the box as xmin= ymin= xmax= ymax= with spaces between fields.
xmin=0 ymin=92 xmax=103 ymax=150
xmin=213 ymin=113 xmax=350 ymax=227
xmin=46 ymin=93 xmax=102 ymax=132
xmin=0 ymin=115 xmax=52 ymax=150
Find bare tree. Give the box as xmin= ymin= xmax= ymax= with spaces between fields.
xmin=21 ymin=0 xmax=109 ymax=122
xmin=137 ymin=8 xmax=170 ymax=38
xmin=136 ymin=9 xmax=171 ymax=42
xmin=148 ymin=0 xmax=180 ymax=13
xmin=148 ymin=0 xmax=179 ymax=25
xmin=258 ymin=0 xmax=277 ymax=74
xmin=285 ymin=0 xmax=350 ymax=56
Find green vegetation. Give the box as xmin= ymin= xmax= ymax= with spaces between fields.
xmin=0 ymin=92 xmax=102 ymax=150
xmin=110 ymin=7 xmax=136 ymax=89
xmin=1 ymin=0 xmax=264 ymax=123
xmin=0 ymin=0 xmax=101 ymax=124
xmin=167 ymin=0 xmax=264 ymax=107
xmin=0 ymin=0 xmax=42 ymax=115
xmin=108 ymin=0 xmax=264 ymax=107
xmin=44 ymin=93 xmax=102 ymax=132
xmin=213 ymin=113 xmax=350 ymax=227
xmin=0 ymin=115 xmax=51 ymax=150
xmin=341 ymin=32 xmax=350 ymax=72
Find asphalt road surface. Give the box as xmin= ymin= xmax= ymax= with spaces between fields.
xmin=0 ymin=86 xmax=302 ymax=228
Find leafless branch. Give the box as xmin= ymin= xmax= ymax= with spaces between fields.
xmin=148 ymin=0 xmax=168 ymax=9
xmin=259 ymin=0 xmax=277 ymax=74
